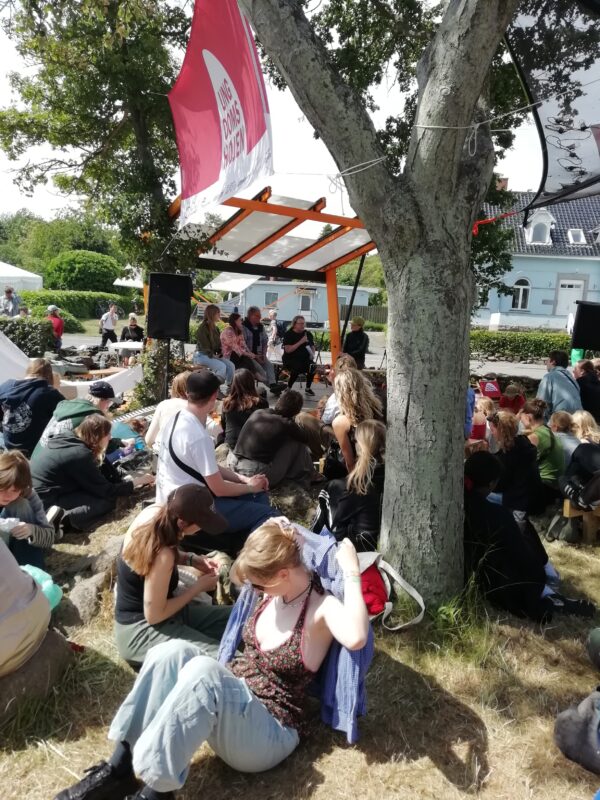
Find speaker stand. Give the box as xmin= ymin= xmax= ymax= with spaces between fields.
xmin=165 ymin=337 xmax=171 ymax=401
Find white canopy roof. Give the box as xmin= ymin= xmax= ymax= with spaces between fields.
xmin=114 ymin=271 xmax=143 ymax=289
xmin=0 ymin=262 xmax=43 ymax=291
xmin=204 ymin=273 xmax=260 ymax=293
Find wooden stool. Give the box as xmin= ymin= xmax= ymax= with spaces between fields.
xmin=562 ymin=499 xmax=600 ymax=545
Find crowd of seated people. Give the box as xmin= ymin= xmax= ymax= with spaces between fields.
xmin=6 ymin=333 xmax=600 ymax=797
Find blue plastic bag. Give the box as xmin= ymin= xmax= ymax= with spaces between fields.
xmin=21 ymin=564 xmax=62 ymax=610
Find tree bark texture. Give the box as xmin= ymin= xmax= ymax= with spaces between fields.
xmin=241 ymin=0 xmax=521 ymax=602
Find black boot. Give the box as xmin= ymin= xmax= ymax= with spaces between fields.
xmin=54 ymin=761 xmax=138 ymax=800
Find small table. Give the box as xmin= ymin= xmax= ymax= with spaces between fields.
xmin=562 ymin=499 xmax=600 ymax=545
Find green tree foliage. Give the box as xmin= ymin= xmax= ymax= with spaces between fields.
xmin=0 ymin=209 xmax=40 ymax=266
xmin=0 ymin=209 xmax=124 ymax=276
xmin=0 ymin=0 xmax=206 ymax=276
xmin=45 ymin=250 xmax=122 ymax=292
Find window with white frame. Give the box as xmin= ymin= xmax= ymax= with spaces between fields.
xmin=525 ymin=210 xmax=555 ymax=245
xmin=264 ymin=291 xmax=278 ymax=307
xmin=511 ymin=278 xmax=530 ymax=310
xmin=567 ymin=228 xmax=587 ymax=244
xmin=531 ymin=222 xmax=550 ymax=244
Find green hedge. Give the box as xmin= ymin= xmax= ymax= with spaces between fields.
xmin=20 ymin=290 xmax=133 ymax=319
xmin=45 ymin=250 xmax=122 ymax=292
xmin=0 ymin=317 xmax=55 ymax=357
xmin=469 ymin=330 xmax=575 ymax=360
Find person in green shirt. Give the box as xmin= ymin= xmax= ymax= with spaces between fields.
xmin=520 ymin=398 xmax=564 ymax=496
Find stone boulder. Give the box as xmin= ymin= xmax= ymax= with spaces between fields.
xmin=53 ymin=571 xmax=109 ymax=629
xmin=0 ymin=629 xmax=73 ymax=723
xmin=270 ymin=481 xmax=320 ymax=527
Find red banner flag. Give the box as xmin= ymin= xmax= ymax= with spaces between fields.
xmin=169 ymin=0 xmax=273 ymax=226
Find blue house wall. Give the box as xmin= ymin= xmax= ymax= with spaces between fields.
xmin=239 ymin=281 xmax=374 ymax=325
xmin=475 ymin=254 xmax=600 ymax=329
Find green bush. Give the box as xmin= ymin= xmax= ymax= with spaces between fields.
xmin=20 ymin=290 xmax=133 ymax=319
xmin=45 ymin=250 xmax=122 ymax=292
xmin=469 ymin=330 xmax=572 ymax=360
xmin=0 ymin=317 xmax=55 ymax=356
xmin=29 ymin=307 xmax=84 ymax=333
xmin=363 ymin=321 xmax=386 ymax=332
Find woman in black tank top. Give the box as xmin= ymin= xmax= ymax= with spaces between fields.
xmin=113 ymin=484 xmax=233 ymax=668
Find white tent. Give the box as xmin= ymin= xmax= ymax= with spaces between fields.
xmin=114 ymin=270 xmax=143 ymax=289
xmin=0 ymin=262 xmax=43 ymax=292
xmin=0 ymin=331 xmax=29 ymax=383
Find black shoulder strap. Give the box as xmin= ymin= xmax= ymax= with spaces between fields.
xmin=167 ymin=411 xmax=210 ymax=490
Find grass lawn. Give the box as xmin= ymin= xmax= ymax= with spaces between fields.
xmin=75 ymin=316 xmax=147 ymax=337
xmin=1 ymin=501 xmax=599 ymax=800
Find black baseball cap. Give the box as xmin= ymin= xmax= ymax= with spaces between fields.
xmin=186 ymin=369 xmax=222 ymax=399
xmin=89 ymin=380 xmax=116 ymax=399
xmin=167 ymin=484 xmax=227 ymax=534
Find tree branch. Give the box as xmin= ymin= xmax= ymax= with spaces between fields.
xmin=407 ymin=0 xmax=520 ymax=204
xmin=239 ymin=0 xmax=399 ymax=216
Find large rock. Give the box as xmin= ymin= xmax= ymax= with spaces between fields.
xmin=270 ymin=481 xmax=319 ymax=526
xmin=54 ymin=571 xmax=109 ymax=629
xmin=0 ymin=629 xmax=73 ymax=723
xmin=90 ymin=534 xmax=124 ymax=576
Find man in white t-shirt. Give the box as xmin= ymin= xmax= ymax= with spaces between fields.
xmin=100 ymin=303 xmax=119 ymax=347
xmin=156 ymin=370 xmax=278 ymax=549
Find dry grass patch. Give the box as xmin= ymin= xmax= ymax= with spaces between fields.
xmin=2 ymin=523 xmax=599 ymax=799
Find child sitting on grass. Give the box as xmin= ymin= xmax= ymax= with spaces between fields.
xmin=0 ymin=450 xmax=59 ymax=569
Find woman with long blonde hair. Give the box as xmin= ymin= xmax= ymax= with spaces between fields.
xmin=57 ymin=521 xmax=369 ymax=800
xmin=194 ymin=303 xmax=235 ymax=386
xmin=114 ymin=483 xmax=232 ymax=667
xmin=31 ymin=414 xmax=154 ymax=531
xmin=331 ymin=368 xmax=383 ymax=473
xmin=314 ymin=419 xmax=386 ymax=550
xmin=572 ymin=409 xmax=600 ymax=444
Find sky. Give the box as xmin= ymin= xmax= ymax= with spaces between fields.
xmin=0 ymin=26 xmax=544 ymax=222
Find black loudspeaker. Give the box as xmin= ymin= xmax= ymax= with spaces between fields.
xmin=571 ymin=301 xmax=600 ymax=350
xmin=147 ymin=272 xmax=193 ymax=340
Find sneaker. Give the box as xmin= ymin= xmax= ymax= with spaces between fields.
xmin=305 ymin=388 xmax=315 ymax=396
xmin=54 ymin=761 xmax=138 ymax=800
xmin=46 ymin=505 xmax=65 ymax=542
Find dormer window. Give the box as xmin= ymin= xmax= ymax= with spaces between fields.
xmin=567 ymin=228 xmax=586 ymax=244
xmin=525 ymin=210 xmax=556 ymax=245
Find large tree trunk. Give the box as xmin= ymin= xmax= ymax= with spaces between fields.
xmin=241 ymin=0 xmax=520 ymax=603
xmin=378 ymin=232 xmax=473 ymax=600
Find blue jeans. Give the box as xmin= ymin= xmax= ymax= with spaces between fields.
xmin=192 ymin=352 xmax=235 ymax=384
xmin=108 ymin=641 xmax=299 ymax=792
xmin=4 ymin=498 xmax=45 ymax=569
xmin=213 ymin=492 xmax=278 ymax=533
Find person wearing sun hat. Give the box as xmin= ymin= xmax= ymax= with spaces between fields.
xmin=342 ymin=316 xmax=369 ymax=370
xmin=113 ymin=483 xmax=233 ymax=667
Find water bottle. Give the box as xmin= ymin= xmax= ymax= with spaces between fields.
xmin=134 ymin=436 xmax=145 ymax=451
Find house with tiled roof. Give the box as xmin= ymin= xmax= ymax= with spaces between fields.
xmin=474 ymin=191 xmax=600 ymax=330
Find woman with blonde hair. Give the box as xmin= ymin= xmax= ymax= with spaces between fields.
xmin=572 ymin=409 xmax=600 ymax=444
xmin=549 ymin=411 xmax=581 ymax=468
xmin=194 ymin=303 xmax=235 ymax=386
xmin=145 ymin=370 xmax=190 ymax=454
xmin=329 ymin=368 xmax=383 ymax=474
xmin=31 ymin=414 xmax=154 ymax=531
xmin=57 ymin=521 xmax=370 ymax=800
xmin=114 ymin=483 xmax=232 ymax=667
xmin=314 ymin=419 xmax=386 ymax=550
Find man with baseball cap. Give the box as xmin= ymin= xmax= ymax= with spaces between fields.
xmin=156 ymin=370 xmax=279 ymax=546
xmin=46 ymin=305 xmax=64 ymax=351
xmin=33 ymin=380 xmax=116 ymax=456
